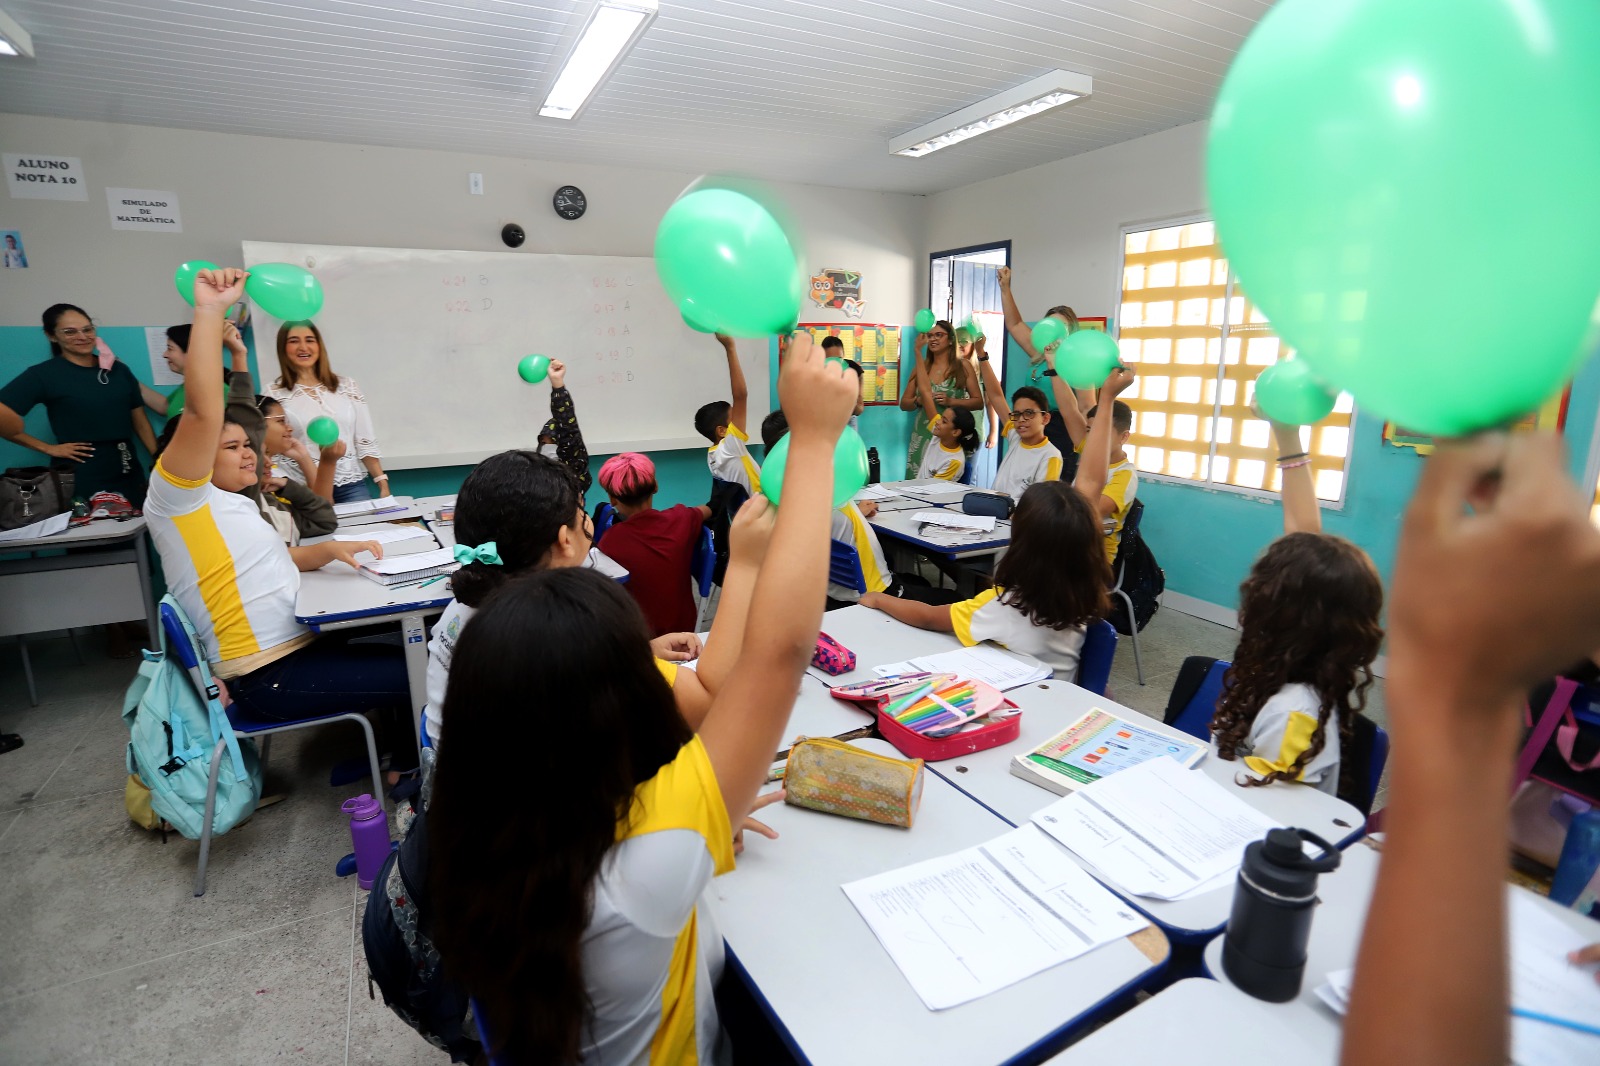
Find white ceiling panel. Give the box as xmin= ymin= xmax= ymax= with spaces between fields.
xmin=0 ymin=0 xmax=1270 ymax=193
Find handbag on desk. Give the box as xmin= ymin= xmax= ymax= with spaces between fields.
xmin=0 ymin=466 xmax=75 ymax=531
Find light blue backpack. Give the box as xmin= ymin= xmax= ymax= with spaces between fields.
xmin=122 ymin=595 xmax=261 ymax=840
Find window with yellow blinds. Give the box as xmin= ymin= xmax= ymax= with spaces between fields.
xmin=1117 ymin=218 xmax=1353 ymax=503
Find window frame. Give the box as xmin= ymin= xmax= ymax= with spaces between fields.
xmin=1111 ymin=213 xmax=1352 ymax=511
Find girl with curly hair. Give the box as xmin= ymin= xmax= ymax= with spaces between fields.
xmin=1210 ymin=418 xmax=1384 ymax=795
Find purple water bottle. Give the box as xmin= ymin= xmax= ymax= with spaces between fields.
xmin=341 ymin=794 xmax=391 ymax=890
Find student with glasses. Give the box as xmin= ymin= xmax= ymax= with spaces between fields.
xmin=0 ymin=303 xmax=159 ymax=507
xmin=899 ymin=317 xmax=980 ymax=478
xmin=974 ymin=374 xmax=1066 ymax=499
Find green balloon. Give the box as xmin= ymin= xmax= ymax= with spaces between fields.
xmin=306 ymin=415 xmax=340 ymax=448
xmin=681 ymin=305 xmax=718 ymax=333
xmin=913 ymin=309 xmax=936 ymax=334
xmin=1030 ymin=317 xmax=1067 ymax=354
xmin=517 ymin=354 xmax=551 ymax=383
xmin=1057 ymin=329 xmax=1122 ymax=389
xmin=1255 ymin=359 xmax=1338 ymax=425
xmin=760 ymin=426 xmax=869 ymax=509
xmin=245 ymin=262 xmax=325 ymax=321
xmin=655 ymin=188 xmax=801 ymax=337
xmin=1208 ymin=0 xmax=1600 ymax=435
xmin=174 ymin=260 xmax=219 ymax=307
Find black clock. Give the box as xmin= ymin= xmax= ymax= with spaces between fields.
xmin=553 ymin=185 xmax=587 ymax=220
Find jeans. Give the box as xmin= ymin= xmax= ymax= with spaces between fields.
xmin=333 ymin=479 xmax=373 ymax=504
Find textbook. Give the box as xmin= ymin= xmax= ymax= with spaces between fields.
xmin=1010 ymin=707 xmax=1206 ymax=795
xmin=334 ymin=524 xmax=438 ymax=557
xmin=356 ymin=546 xmax=458 ymax=586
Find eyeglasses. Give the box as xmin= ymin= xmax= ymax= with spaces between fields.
xmin=1012 ymin=409 xmax=1044 ymax=421
xmin=929 ymin=330 xmax=950 ymax=339
xmin=264 ymin=415 xmax=287 ymax=423
xmin=56 ymin=325 xmax=97 ymax=339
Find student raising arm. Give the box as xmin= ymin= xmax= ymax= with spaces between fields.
xmin=1343 ymin=433 xmax=1600 ymax=1065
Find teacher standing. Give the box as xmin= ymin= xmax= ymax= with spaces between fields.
xmin=265 ymin=321 xmax=390 ymax=503
xmin=0 ymin=303 xmax=158 ymax=507
xmin=899 ymin=318 xmax=981 ymax=479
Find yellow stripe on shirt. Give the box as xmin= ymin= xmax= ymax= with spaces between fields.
xmin=1243 ymin=710 xmax=1321 ymax=781
xmin=648 ymin=914 xmax=703 ymax=1066
xmin=655 ymin=657 xmax=680 ymax=687
xmin=170 ymin=503 xmax=259 ymax=661
xmin=841 ymin=505 xmax=888 ymax=593
xmin=949 ymin=587 xmax=1000 ymax=646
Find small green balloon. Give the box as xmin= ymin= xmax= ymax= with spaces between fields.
xmin=824 ymin=356 xmax=846 ymax=370
xmin=306 ymin=415 xmax=340 ymax=448
xmin=1208 ymin=0 xmax=1600 ymax=435
xmin=913 ymin=309 xmax=936 ymax=334
xmin=654 ymin=188 xmax=801 ymax=338
xmin=517 ymin=354 xmax=551 ymax=384
xmin=1057 ymin=330 xmax=1123 ymax=390
xmin=759 ymin=426 xmax=869 ymax=510
xmin=1254 ymin=359 xmax=1338 ymax=426
xmin=245 ymin=262 xmax=325 ymax=321
xmin=174 ymin=260 xmax=219 ymax=307
xmin=1030 ymin=317 xmax=1067 ymax=354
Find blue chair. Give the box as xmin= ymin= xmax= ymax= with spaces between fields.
xmin=161 ymin=601 xmax=383 ymax=897
xmin=593 ymin=502 xmax=616 ymax=546
xmin=691 ymin=527 xmax=717 ymax=629
xmin=959 ymin=455 xmax=976 ymax=486
xmin=829 ymin=540 xmax=867 ymax=597
xmin=1163 ymin=656 xmax=1231 ymax=742
xmin=1075 ymin=620 xmax=1118 ymax=696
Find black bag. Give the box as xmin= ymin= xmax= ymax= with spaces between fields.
xmin=0 ymin=466 xmax=75 ymax=531
xmin=1108 ymin=500 xmax=1164 ymax=635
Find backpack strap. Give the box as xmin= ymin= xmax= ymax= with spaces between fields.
xmin=159 ymin=595 xmax=251 ymax=786
xmin=1517 ymin=677 xmax=1580 ymax=787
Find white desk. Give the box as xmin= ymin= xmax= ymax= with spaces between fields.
xmin=1047 ymin=978 xmax=1330 ymax=1065
xmin=714 ymin=738 xmax=1170 ymax=1066
xmin=0 ymin=516 xmax=158 ymax=704
xmin=294 ymin=565 xmax=453 ymax=758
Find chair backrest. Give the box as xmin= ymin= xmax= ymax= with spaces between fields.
xmin=159 ymin=600 xmax=210 ymax=703
xmin=1075 ymin=619 xmax=1117 ymax=695
xmin=959 ymin=455 xmax=976 ymax=486
xmin=593 ymin=502 xmax=616 ymax=545
xmin=691 ymin=527 xmax=716 ymax=598
xmin=828 ymin=539 xmax=867 ymax=595
xmin=1164 ymin=656 xmax=1229 ymax=741
xmin=1341 ymin=712 xmax=1388 ymax=816
xmin=1366 ymin=721 xmax=1390 ymax=814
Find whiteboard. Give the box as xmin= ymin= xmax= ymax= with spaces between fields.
xmin=241 ymin=242 xmax=769 ymax=468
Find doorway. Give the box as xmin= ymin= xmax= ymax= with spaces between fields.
xmin=929 ymin=241 xmax=1011 ymax=488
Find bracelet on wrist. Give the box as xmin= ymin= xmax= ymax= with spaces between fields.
xmin=977 ymin=355 xmax=990 ymax=362
xmin=373 ymin=474 xmax=390 ymax=483
xmin=1276 ymin=452 xmax=1309 ymax=462
xmin=1278 ymin=457 xmax=1312 ymax=470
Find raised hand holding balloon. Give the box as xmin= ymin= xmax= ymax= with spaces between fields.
xmin=245 ymin=263 xmax=325 ymax=321
xmin=517 ymin=354 xmax=551 ymax=384
xmin=913 ymin=309 xmax=937 ymax=334
xmin=306 ymin=416 xmax=340 ymax=448
xmin=174 ymin=260 xmax=220 ymax=307
xmin=1030 ymin=316 xmax=1067 ymax=356
xmin=760 ymin=425 xmax=869 ymax=509
xmin=1207 ymin=0 xmax=1600 ymax=435
xmin=1254 ymin=359 xmax=1339 ymax=426
xmin=1055 ymin=329 xmax=1123 ymax=389
xmin=655 ymin=185 xmax=802 ymax=337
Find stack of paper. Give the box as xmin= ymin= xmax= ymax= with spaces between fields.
xmin=334 ymin=523 xmax=438 ymax=557
xmin=853 ymin=484 xmax=897 ymax=502
xmin=1031 ymin=756 xmax=1281 ymax=900
xmin=874 ymin=645 xmax=1050 ymax=692
xmin=1314 ymin=889 xmax=1600 ymax=1064
xmin=911 ymin=510 xmax=996 ymax=533
xmin=333 ymin=495 xmax=415 ymax=521
xmin=356 ymin=545 xmax=458 ymax=586
xmin=842 ymin=824 xmax=1149 ymax=1010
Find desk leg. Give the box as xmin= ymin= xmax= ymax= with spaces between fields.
xmin=400 ymin=611 xmax=429 ymax=761
xmin=135 ymin=531 xmax=159 ymax=641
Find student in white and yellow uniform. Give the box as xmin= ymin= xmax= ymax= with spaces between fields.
xmin=694 ymin=333 xmax=761 ymax=494
xmin=145 ymin=267 xmax=413 ymax=760
xmin=910 ymin=351 xmax=979 ymax=482
xmin=1031 ymin=350 xmax=1140 ymax=563
xmin=987 ymin=385 xmax=1064 ymax=498
xmin=423 ymin=332 xmax=854 ymax=1066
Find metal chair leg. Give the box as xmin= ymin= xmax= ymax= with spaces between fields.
xmin=1115 ymin=588 xmax=1145 ymax=685
xmin=194 ymin=736 xmax=228 ymax=897
xmin=351 ymin=715 xmax=384 ymax=810
xmin=67 ymin=627 xmax=86 ymax=665
xmin=17 ymin=635 xmax=38 ymax=707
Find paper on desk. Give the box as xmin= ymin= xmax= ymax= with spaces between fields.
xmin=360 ymin=546 xmax=456 ymax=576
xmin=334 ymin=527 xmax=435 ymax=546
xmin=854 ymin=484 xmax=897 ymax=501
xmin=1031 ymin=757 xmax=1282 ymax=900
xmin=841 ymin=823 xmax=1148 ymax=1010
xmin=0 ymin=511 xmax=70 ymax=542
xmin=911 ymin=510 xmax=996 ymax=533
xmin=874 ymin=645 xmax=1050 ymax=692
xmin=332 ymin=495 xmax=413 ymax=518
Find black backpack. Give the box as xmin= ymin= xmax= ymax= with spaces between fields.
xmin=1108 ymin=498 xmax=1164 ymax=636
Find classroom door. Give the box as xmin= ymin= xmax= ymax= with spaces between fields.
xmin=929 ymin=244 xmax=1009 ymax=488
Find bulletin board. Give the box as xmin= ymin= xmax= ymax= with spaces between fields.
xmin=1382 ymin=387 xmax=1569 ymax=455
xmin=779 ymin=323 xmax=905 ymax=406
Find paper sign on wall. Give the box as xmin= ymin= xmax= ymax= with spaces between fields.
xmin=106 ymin=188 xmax=183 ymax=232
xmin=3 ymin=153 xmax=88 ymax=200
xmin=145 ymin=326 xmax=183 ymax=387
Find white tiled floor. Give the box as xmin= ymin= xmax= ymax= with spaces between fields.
xmin=0 ymin=606 xmax=1385 ymax=1064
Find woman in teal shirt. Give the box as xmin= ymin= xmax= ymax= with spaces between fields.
xmin=0 ymin=303 xmax=157 ymax=507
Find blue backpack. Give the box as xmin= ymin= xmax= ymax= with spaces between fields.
xmin=122 ymin=595 xmax=261 ymax=839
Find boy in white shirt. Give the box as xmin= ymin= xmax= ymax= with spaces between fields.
xmin=694 ymin=334 xmax=760 ymax=494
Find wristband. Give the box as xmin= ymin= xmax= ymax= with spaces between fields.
xmin=1276 ymin=452 xmax=1308 ymax=463
xmin=1042 ymin=368 xmax=1059 ymax=377
xmin=977 ymin=355 xmax=990 ymax=362
xmin=373 ymin=474 xmax=390 ymax=483
xmin=1278 ymin=457 xmax=1312 ymax=470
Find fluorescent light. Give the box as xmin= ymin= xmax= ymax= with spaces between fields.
xmin=890 ymin=69 xmax=1093 ymax=158
xmin=539 ymin=0 xmax=658 ymax=120
xmin=0 ymin=7 xmax=34 ymax=59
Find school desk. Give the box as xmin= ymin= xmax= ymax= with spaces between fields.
xmin=0 ymin=516 xmax=158 ymax=704
xmin=810 ymin=606 xmax=1367 ymax=940
xmin=713 ymin=738 xmax=1170 ymax=1066
xmin=865 ymin=507 xmax=1010 ymax=598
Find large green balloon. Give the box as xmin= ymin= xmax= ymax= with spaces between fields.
xmin=681 ymin=304 xmax=718 ymax=333
xmin=306 ymin=416 xmax=340 ymax=448
xmin=1255 ymin=359 xmax=1338 ymax=426
xmin=759 ymin=426 xmax=869 ymax=509
xmin=174 ymin=260 xmax=219 ymax=307
xmin=1208 ymin=0 xmax=1600 ymax=435
xmin=913 ymin=309 xmax=936 ymax=334
xmin=1056 ymin=329 xmax=1122 ymax=389
xmin=1030 ymin=317 xmax=1067 ymax=354
xmin=654 ymin=188 xmax=801 ymax=337
xmin=246 ymin=263 xmax=325 ymax=321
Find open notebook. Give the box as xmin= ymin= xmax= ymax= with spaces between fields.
xmin=356 ymin=545 xmax=458 ymax=586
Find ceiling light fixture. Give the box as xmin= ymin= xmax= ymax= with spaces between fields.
xmin=890 ymin=69 xmax=1093 ymax=158
xmin=539 ymin=0 xmax=658 ymax=121
xmin=0 ymin=7 xmax=34 ymax=58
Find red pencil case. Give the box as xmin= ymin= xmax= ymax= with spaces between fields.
xmin=875 ymin=702 xmax=1021 ymax=762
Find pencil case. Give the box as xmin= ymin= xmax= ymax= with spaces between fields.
xmin=783 ymin=737 xmax=924 ymax=828
xmin=876 ymin=703 xmax=1021 ymax=762
xmin=811 ymin=632 xmax=856 ymax=676
xmin=962 ymin=491 xmax=1014 ymax=519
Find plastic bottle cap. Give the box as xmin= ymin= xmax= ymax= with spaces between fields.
xmin=341 ymin=794 xmax=384 ymax=821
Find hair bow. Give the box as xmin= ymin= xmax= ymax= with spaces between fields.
xmin=453 ymin=541 xmax=502 ymax=566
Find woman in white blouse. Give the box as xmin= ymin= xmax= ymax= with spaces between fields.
xmin=266 ymin=321 xmax=389 ymax=503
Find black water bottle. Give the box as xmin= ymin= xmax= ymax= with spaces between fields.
xmin=1222 ymin=827 xmax=1341 ymax=1002
xmin=867 ymin=446 xmax=881 ymax=485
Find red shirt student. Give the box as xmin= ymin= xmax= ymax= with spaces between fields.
xmin=596 ymin=452 xmax=711 ymax=636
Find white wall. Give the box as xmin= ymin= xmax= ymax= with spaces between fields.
xmin=923 ymin=121 xmax=1208 ymax=322
xmin=0 ymin=112 xmax=925 ymax=328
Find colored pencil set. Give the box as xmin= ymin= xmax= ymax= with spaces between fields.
xmin=884 ymin=675 xmax=990 ymax=737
